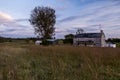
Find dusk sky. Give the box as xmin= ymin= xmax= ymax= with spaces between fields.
xmin=0 ymin=0 xmax=120 ymax=39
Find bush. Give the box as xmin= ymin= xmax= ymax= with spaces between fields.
xmin=63 ymin=39 xmax=73 ymax=44
xmin=42 ymin=40 xmax=50 ymax=45
xmin=116 ymin=42 xmax=120 ymax=47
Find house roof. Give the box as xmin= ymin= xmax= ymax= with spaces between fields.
xmin=74 ymin=33 xmax=102 ymax=38
xmin=47 ymin=39 xmax=56 ymax=42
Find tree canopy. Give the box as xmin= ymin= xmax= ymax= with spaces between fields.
xmin=64 ymin=34 xmax=74 ymax=44
xmin=76 ymin=28 xmax=84 ymax=34
xmin=29 ymin=6 xmax=56 ymax=40
xmin=64 ymin=34 xmax=74 ymax=39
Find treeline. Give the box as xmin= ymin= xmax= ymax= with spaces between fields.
xmin=0 ymin=37 xmax=38 ymax=43
xmin=0 ymin=37 xmax=12 ymax=43
xmin=106 ymin=38 xmax=120 ymax=43
xmin=0 ymin=35 xmax=74 ymax=45
xmin=1 ymin=36 xmax=120 ymax=45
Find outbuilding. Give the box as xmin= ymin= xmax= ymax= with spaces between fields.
xmin=106 ymin=42 xmax=116 ymax=48
xmin=35 ymin=40 xmax=42 ymax=45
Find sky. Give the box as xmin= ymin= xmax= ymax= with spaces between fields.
xmin=0 ymin=0 xmax=120 ymax=39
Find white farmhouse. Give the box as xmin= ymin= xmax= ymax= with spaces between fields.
xmin=73 ymin=30 xmax=106 ymax=47
xmin=35 ymin=40 xmax=42 ymax=45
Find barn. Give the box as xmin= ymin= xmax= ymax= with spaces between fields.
xmin=73 ymin=30 xmax=106 ymax=47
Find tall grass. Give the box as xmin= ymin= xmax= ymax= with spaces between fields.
xmin=0 ymin=44 xmax=120 ymax=80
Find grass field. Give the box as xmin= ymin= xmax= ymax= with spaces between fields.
xmin=0 ymin=43 xmax=120 ymax=80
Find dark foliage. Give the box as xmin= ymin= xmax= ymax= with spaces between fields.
xmin=0 ymin=37 xmax=12 ymax=43
xmin=42 ymin=40 xmax=50 ymax=45
xmin=106 ymin=38 xmax=120 ymax=43
xmin=76 ymin=28 xmax=84 ymax=34
xmin=29 ymin=6 xmax=56 ymax=40
xmin=64 ymin=34 xmax=74 ymax=44
xmin=64 ymin=34 xmax=74 ymax=39
xmin=63 ymin=39 xmax=73 ymax=44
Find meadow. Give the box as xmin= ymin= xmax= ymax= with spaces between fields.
xmin=0 ymin=43 xmax=120 ymax=80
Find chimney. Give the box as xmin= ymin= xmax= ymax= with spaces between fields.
xmin=100 ymin=30 xmax=103 ymax=34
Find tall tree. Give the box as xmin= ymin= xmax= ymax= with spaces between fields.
xmin=76 ymin=28 xmax=84 ymax=34
xmin=29 ymin=6 xmax=56 ymax=40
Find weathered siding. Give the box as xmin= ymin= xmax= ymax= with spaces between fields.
xmin=73 ymin=31 xmax=106 ymax=47
xmin=73 ymin=38 xmax=101 ymax=47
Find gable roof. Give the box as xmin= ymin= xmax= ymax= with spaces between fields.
xmin=74 ymin=33 xmax=102 ymax=38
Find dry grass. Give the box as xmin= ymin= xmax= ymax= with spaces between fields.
xmin=0 ymin=43 xmax=120 ymax=80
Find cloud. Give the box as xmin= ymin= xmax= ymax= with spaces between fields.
xmin=56 ymin=0 xmax=120 ymax=38
xmin=0 ymin=12 xmax=34 ymax=38
xmin=59 ymin=15 xmax=80 ymax=23
xmin=15 ymin=19 xmax=29 ymax=22
xmin=0 ymin=12 xmax=13 ymax=20
xmin=0 ymin=0 xmax=120 ymax=38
